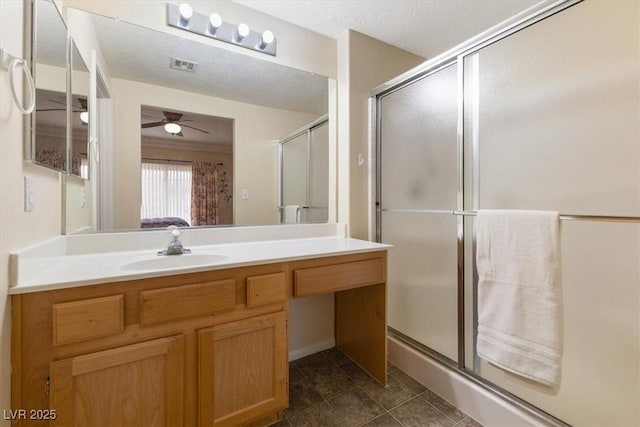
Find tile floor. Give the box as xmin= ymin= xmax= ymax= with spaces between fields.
xmin=275 ymin=348 xmax=482 ymax=427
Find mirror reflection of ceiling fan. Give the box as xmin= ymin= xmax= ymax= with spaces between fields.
xmin=141 ymin=111 xmax=210 ymax=137
xmin=38 ymin=97 xmax=89 ymax=125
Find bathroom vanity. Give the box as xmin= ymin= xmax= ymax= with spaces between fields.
xmin=10 ymin=229 xmax=389 ymax=426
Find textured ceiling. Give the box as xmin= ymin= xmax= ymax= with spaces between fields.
xmin=35 ymin=0 xmax=67 ymax=67
xmin=235 ymin=0 xmax=540 ymax=59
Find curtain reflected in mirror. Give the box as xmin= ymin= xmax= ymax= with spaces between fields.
xmin=140 ymin=106 xmax=233 ymax=229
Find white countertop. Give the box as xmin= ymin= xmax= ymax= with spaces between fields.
xmin=9 ymin=235 xmax=390 ymax=295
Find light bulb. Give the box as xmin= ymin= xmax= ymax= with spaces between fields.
xmin=79 ymin=111 xmax=89 ymax=124
xmin=164 ymin=122 xmax=182 ymax=134
xmin=209 ymin=13 xmax=222 ymax=32
xmin=179 ymin=3 xmax=193 ymax=24
xmin=258 ymin=30 xmax=274 ymax=49
xmin=236 ymin=23 xmax=250 ymax=41
xmin=262 ymin=30 xmax=274 ymax=44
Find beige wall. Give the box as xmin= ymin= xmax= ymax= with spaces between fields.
xmin=111 ymin=78 xmax=319 ymax=229
xmin=0 ymin=1 xmax=64 ymax=423
xmin=34 ymin=63 xmax=65 ymax=92
xmin=337 ymin=30 xmax=425 ymax=238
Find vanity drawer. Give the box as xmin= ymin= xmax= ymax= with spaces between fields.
xmin=246 ymin=272 xmax=286 ymax=307
xmin=139 ymin=279 xmax=236 ymax=326
xmin=53 ymin=295 xmax=124 ymax=346
xmin=293 ymin=258 xmax=384 ymax=298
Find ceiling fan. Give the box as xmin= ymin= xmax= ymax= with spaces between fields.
xmin=38 ymin=97 xmax=89 ymax=125
xmin=141 ymin=111 xmax=210 ymax=137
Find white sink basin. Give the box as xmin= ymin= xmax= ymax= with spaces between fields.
xmin=120 ymin=254 xmax=228 ymax=271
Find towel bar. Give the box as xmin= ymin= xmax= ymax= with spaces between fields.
xmin=452 ymin=211 xmax=640 ymax=223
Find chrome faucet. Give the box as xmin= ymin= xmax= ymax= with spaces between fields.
xmin=158 ymin=226 xmax=191 ymax=256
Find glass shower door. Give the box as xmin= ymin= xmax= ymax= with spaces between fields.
xmin=281 ymin=133 xmax=308 ymax=222
xmin=308 ymin=122 xmax=329 ymax=223
xmin=461 ymin=2 xmax=640 ymax=425
xmin=379 ymin=63 xmax=459 ymax=362
xmin=280 ymin=120 xmax=329 ymax=223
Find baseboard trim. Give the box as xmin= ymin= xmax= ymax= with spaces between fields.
xmin=388 ymin=336 xmax=547 ymax=427
xmin=288 ymin=338 xmax=335 ymax=361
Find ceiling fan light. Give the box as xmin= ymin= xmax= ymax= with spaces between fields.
xmin=79 ymin=111 xmax=89 ymax=124
xmin=164 ymin=122 xmax=182 ymax=134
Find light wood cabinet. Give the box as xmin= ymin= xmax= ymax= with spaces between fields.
xmin=49 ymin=336 xmax=184 ymax=426
xmin=198 ymin=312 xmax=287 ymax=426
xmin=11 ymin=251 xmax=387 ymax=426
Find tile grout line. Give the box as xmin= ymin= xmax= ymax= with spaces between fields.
xmin=387 ymin=368 xmax=465 ymax=425
xmin=332 ymin=356 xmax=421 ymax=427
xmin=286 ymin=350 xmax=478 ymax=427
xmin=289 ymin=353 xmax=351 ymax=425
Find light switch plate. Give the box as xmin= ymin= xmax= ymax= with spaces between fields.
xmin=241 ymin=189 xmax=249 ymax=200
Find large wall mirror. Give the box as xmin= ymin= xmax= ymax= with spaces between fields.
xmin=65 ymin=8 xmax=334 ymax=232
xmin=32 ymin=0 xmax=68 ymax=172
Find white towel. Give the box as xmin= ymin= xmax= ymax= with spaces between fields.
xmin=476 ymin=209 xmax=563 ymax=386
xmin=284 ymin=205 xmax=300 ymax=224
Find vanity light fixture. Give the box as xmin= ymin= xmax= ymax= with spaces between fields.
xmin=208 ymin=13 xmax=222 ymax=34
xmin=80 ymin=111 xmax=89 ymax=124
xmin=235 ymin=23 xmax=250 ymax=42
xmin=166 ymin=3 xmax=276 ymax=56
xmin=164 ymin=122 xmax=182 ymax=135
xmin=178 ymin=3 xmax=193 ymax=26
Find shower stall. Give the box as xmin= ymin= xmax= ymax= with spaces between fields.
xmin=279 ymin=117 xmax=329 ymax=223
xmin=373 ymin=1 xmax=640 ymax=426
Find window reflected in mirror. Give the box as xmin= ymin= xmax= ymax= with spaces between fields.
xmin=140 ymin=106 xmax=233 ymax=229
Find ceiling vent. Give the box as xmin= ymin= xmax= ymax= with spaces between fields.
xmin=170 ymin=57 xmax=198 ymax=73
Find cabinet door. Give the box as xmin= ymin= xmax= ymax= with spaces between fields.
xmin=198 ymin=311 xmax=287 ymax=426
xmin=50 ymin=336 xmax=184 ymax=426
